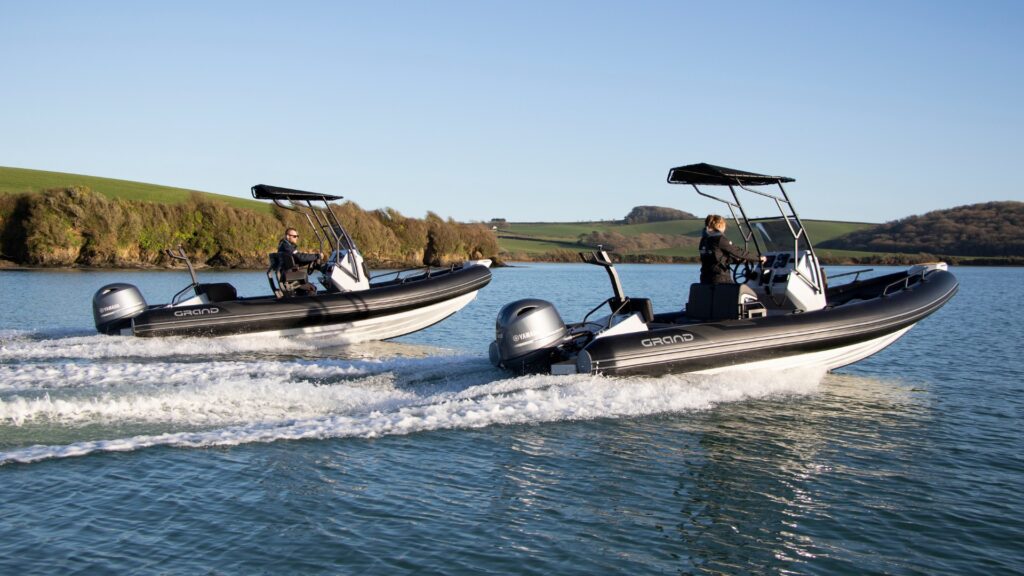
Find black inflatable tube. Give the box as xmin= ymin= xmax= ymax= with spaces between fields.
xmin=130 ymin=264 xmax=491 ymax=338
xmin=577 ymin=269 xmax=958 ymax=377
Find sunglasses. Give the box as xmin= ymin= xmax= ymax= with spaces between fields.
xmin=287 ymin=234 xmax=298 ymax=238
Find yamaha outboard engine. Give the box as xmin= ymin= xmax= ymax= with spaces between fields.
xmin=92 ymin=283 xmax=147 ymax=335
xmin=489 ymin=298 xmax=568 ymax=374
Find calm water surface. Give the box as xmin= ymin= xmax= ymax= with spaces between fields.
xmin=1 ymin=264 xmax=1021 ymax=575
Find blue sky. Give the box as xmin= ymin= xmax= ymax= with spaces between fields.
xmin=2 ymin=1 xmax=1021 ymax=223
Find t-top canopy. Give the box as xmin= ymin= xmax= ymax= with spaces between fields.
xmin=667 ymin=163 xmax=794 ymax=186
xmin=251 ymin=184 xmax=344 ymax=202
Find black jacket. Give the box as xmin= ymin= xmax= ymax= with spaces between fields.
xmin=699 ymin=230 xmax=758 ymax=284
xmin=277 ymin=238 xmax=319 ymax=268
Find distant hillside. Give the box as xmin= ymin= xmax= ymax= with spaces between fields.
xmin=624 ymin=206 xmax=696 ymax=224
xmin=0 ymin=166 xmax=271 ymax=213
xmin=497 ymin=219 xmax=877 ymax=263
xmin=497 ymin=203 xmax=1024 ymax=265
xmin=820 ymin=201 xmax=1024 ymax=257
xmin=0 ymin=168 xmax=498 ymax=268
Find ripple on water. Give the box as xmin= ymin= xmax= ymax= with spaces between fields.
xmin=2 ymin=267 xmax=1022 ymax=575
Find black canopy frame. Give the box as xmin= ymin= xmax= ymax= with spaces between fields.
xmin=667 ymin=163 xmax=824 ymax=295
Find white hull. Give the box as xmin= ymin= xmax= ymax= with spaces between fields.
xmin=224 ymin=291 xmax=480 ymax=343
xmin=692 ymin=326 xmax=914 ymax=375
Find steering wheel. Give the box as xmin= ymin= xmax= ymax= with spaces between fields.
xmin=733 ymin=261 xmax=755 ymax=284
xmin=308 ymin=255 xmax=323 ymax=275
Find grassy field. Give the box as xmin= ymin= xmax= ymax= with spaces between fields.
xmin=499 ymin=237 xmax=585 ymax=254
xmin=497 ymin=218 xmax=877 ymax=256
xmin=0 ymin=166 xmax=272 ymax=213
xmin=504 ymin=220 xmax=708 ymax=239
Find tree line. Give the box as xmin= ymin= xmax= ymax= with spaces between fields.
xmin=0 ymin=187 xmax=498 ymax=268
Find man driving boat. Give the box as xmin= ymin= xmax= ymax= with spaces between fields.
xmin=277 ymin=227 xmax=321 ymax=294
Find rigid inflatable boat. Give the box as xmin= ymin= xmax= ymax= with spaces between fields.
xmin=93 ymin=185 xmax=491 ymax=340
xmin=489 ymin=163 xmax=958 ymax=376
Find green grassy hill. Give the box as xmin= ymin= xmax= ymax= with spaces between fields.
xmin=0 ymin=166 xmax=271 ymax=213
xmin=497 ymin=219 xmax=877 ymax=259
xmin=504 ymin=220 xmax=707 ymax=240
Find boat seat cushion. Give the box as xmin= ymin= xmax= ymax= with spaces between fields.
xmin=267 ymin=252 xmax=311 ymax=296
xmin=686 ymin=284 xmax=715 ymax=321
xmin=625 ymin=297 xmax=654 ymax=323
xmin=608 ymin=297 xmax=654 ymax=323
xmin=196 ymin=282 xmax=237 ymax=303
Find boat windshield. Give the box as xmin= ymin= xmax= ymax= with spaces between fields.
xmin=324 ymin=224 xmax=356 ymax=251
xmin=750 ymin=217 xmax=812 ymax=253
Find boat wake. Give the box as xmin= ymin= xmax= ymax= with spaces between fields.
xmin=0 ymin=331 xmax=825 ymax=465
xmin=0 ymin=328 xmax=452 ymax=362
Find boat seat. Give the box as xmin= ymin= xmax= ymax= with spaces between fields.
xmin=610 ymin=297 xmax=654 ymax=324
xmin=686 ymin=283 xmax=762 ymax=321
xmin=267 ymin=253 xmax=313 ymax=298
xmin=195 ymin=282 xmax=237 ymax=303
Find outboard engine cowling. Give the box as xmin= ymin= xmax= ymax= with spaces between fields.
xmin=93 ymin=283 xmax=147 ymax=335
xmin=489 ymin=298 xmax=568 ymax=374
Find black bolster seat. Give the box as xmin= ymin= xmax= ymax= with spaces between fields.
xmin=268 ymin=253 xmax=310 ymax=296
xmin=609 ymin=297 xmax=655 ymax=323
xmin=195 ymin=282 xmax=237 ymax=302
xmin=687 ymin=283 xmax=760 ymax=321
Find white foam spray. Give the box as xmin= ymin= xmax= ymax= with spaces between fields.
xmin=0 ymin=330 xmax=445 ymax=361
xmin=0 ymin=354 xmax=825 ymax=465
